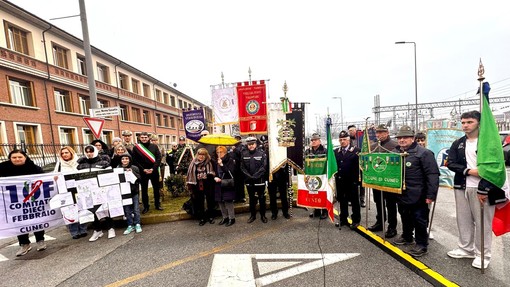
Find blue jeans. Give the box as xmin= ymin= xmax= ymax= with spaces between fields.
xmin=124 ymin=194 xmax=141 ymax=226
xmin=68 ymin=223 xmax=88 ymax=237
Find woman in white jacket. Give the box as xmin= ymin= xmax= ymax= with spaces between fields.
xmin=54 ymin=146 xmax=88 ymax=239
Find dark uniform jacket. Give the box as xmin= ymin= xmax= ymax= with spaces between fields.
xmin=305 ymin=144 xmax=326 ymax=156
xmin=446 ymin=135 xmax=470 ymax=190
xmin=334 ymin=145 xmax=360 ymax=183
xmin=371 ymin=137 xmax=398 ymax=153
xmin=394 ymin=142 xmax=439 ymax=205
xmin=240 ymin=148 xmax=267 ymax=185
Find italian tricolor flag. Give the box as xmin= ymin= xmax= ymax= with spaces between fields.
xmin=282 ymin=97 xmax=292 ymax=114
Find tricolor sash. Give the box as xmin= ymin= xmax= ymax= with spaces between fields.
xmin=135 ymin=143 xmax=156 ymax=163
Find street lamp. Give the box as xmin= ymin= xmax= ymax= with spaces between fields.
xmin=332 ymin=96 xmax=343 ymax=131
xmin=395 ymin=41 xmax=418 ymax=132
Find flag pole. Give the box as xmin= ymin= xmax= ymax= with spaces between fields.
xmin=477 ymin=59 xmax=485 ymax=274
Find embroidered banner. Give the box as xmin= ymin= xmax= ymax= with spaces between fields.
xmin=0 ymin=173 xmax=63 ymax=239
xmin=267 ymin=103 xmax=288 ymax=180
xmin=182 ymin=108 xmax=206 ymax=142
xmin=212 ymin=86 xmax=239 ymax=125
xmin=236 ymin=81 xmax=267 ymax=134
xmin=360 ymin=152 xmax=403 ymax=194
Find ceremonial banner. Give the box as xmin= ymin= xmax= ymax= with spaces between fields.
xmin=212 ymin=86 xmax=239 ymax=125
xmin=0 ymin=173 xmax=63 ymax=239
xmin=360 ymin=152 xmax=403 ymax=194
xmin=267 ymin=102 xmax=288 ymax=180
xmin=286 ymin=103 xmax=305 ymax=168
xmin=297 ymin=116 xmax=337 ymax=223
xmin=182 ymin=108 xmax=206 ymax=142
xmin=427 ymin=128 xmax=464 ymax=188
xmin=237 ymin=81 xmax=267 ymax=134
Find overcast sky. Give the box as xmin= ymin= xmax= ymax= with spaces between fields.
xmin=9 ymin=0 xmax=510 ymax=131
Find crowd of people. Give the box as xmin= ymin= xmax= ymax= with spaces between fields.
xmin=1 ymin=110 xmax=502 ymax=270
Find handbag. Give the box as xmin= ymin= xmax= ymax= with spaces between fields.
xmin=182 ymin=198 xmax=194 ymax=215
xmin=221 ymin=170 xmax=235 ymax=188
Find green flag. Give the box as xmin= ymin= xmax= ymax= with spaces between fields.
xmin=326 ymin=116 xmax=337 ymax=222
xmin=477 ymin=82 xmax=506 ymax=188
xmin=361 ymin=127 xmax=371 ymax=154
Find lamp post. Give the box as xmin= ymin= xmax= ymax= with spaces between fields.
xmin=395 ymin=41 xmax=418 ymax=132
xmin=332 ymin=96 xmax=343 ymax=131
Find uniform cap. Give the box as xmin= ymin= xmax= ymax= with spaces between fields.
xmin=338 ymin=131 xmax=349 ymax=138
xmin=122 ymin=130 xmax=133 ymax=136
xmin=246 ymin=136 xmax=257 ymax=144
xmin=311 ymin=133 xmax=321 ymax=140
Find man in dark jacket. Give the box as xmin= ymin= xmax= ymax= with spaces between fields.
xmin=446 ymin=110 xmax=495 ymax=269
xmin=241 ymin=136 xmax=268 ymax=223
xmin=392 ymin=126 xmax=439 ymax=257
xmin=368 ymin=124 xmax=399 ymax=238
xmin=132 ymin=132 xmax=163 ymax=213
xmin=335 ymin=131 xmax=361 ymax=229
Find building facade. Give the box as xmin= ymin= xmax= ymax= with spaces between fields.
xmin=0 ymin=1 xmax=211 ymax=155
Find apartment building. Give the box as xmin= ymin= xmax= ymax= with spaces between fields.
xmin=0 ymin=1 xmax=211 ymax=152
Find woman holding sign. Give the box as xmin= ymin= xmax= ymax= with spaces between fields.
xmin=0 ymin=149 xmax=45 ymax=256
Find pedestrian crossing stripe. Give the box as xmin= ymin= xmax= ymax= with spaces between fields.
xmin=0 ymin=253 xmax=8 ymax=262
xmin=207 ymin=253 xmax=360 ymax=286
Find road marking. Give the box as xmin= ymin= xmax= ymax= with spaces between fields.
xmin=104 ymin=220 xmax=304 ymax=287
xmin=207 ymin=253 xmax=360 ymax=287
xmin=0 ymin=254 xmax=8 ymax=262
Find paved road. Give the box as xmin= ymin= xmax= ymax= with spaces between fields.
xmin=0 ymin=187 xmax=509 ymax=286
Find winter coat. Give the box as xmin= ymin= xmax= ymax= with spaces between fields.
xmin=77 ymin=146 xmax=110 ymax=171
xmin=240 ymin=147 xmax=267 ymax=185
xmin=214 ymin=153 xmax=236 ymax=202
xmin=446 ymin=135 xmax=470 ymax=190
xmin=131 ymin=141 xmax=162 ymax=170
xmin=394 ymin=142 xmax=439 ymax=205
xmin=116 ymin=153 xmax=141 ymax=196
xmin=0 ymin=154 xmax=43 ymax=177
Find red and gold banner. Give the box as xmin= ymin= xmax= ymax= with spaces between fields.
xmin=236 ymin=80 xmax=267 ymax=134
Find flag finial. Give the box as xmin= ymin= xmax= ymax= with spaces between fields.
xmin=478 ymin=58 xmax=485 ymax=82
xmin=282 ymin=81 xmax=288 ymax=97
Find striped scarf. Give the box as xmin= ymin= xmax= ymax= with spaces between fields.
xmin=186 ymin=158 xmax=215 ymax=185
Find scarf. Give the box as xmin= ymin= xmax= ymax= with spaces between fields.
xmin=186 ymin=158 xmax=214 ymax=185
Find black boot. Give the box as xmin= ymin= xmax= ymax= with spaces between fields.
xmin=225 ymin=219 xmax=235 ymax=227
xmin=218 ymin=218 xmax=228 ymax=225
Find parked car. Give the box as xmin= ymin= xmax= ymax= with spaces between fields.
xmin=500 ymin=131 xmax=510 ymax=166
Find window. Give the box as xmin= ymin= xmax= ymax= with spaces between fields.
xmin=119 ymin=73 xmax=129 ymax=90
xmin=132 ymin=79 xmax=140 ymax=95
xmin=79 ymin=95 xmax=90 ymax=115
xmin=163 ymin=115 xmax=169 ymax=127
xmin=119 ymin=104 xmax=128 ymax=121
xmin=98 ymin=99 xmax=109 ymax=109
xmin=54 ymin=89 xmax=72 ymax=112
xmin=155 ymin=89 xmax=161 ymax=102
xmin=5 ymin=22 xmax=30 ymax=55
xmin=83 ymin=129 xmax=94 ymax=144
xmin=163 ymin=92 xmax=169 ymax=105
xmin=142 ymin=110 xmax=150 ymax=124
xmin=102 ymin=130 xmax=113 ymax=145
xmin=131 ymin=108 xmax=141 ymax=122
xmin=97 ymin=63 xmax=109 ymax=83
xmin=52 ymin=44 xmax=69 ymax=69
xmin=156 ymin=113 xmax=162 ymax=126
xmin=9 ymin=78 xmax=35 ymax=106
xmin=170 ymin=96 xmax=176 ymax=107
xmin=59 ymin=127 xmax=76 ymax=145
xmin=143 ymin=84 xmax=151 ymax=98
xmin=170 ymin=117 xmax=175 ymax=128
xmin=179 ymin=99 xmax=183 ymax=109
xmin=16 ymin=124 xmax=38 ymax=154
xmin=76 ymin=54 xmax=87 ymax=76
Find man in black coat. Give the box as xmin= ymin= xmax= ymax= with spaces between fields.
xmin=241 ymin=136 xmax=268 ymax=223
xmin=392 ymin=126 xmax=439 ymax=257
xmin=132 ymin=132 xmax=163 ymax=213
xmin=305 ymin=133 xmax=328 ymax=219
xmin=335 ymin=131 xmax=361 ymax=229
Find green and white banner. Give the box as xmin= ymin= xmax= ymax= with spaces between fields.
xmin=360 ymin=152 xmax=403 ymax=194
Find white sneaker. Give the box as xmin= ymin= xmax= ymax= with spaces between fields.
xmin=108 ymin=228 xmax=116 ymax=239
xmin=89 ymin=230 xmax=103 ymax=242
xmin=36 ymin=241 xmax=47 ymax=251
xmin=428 ymin=231 xmax=434 ymax=240
xmin=16 ymin=244 xmax=32 ymax=256
xmin=472 ymin=256 xmax=490 ymax=269
xmin=447 ymin=248 xmax=475 ymax=259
